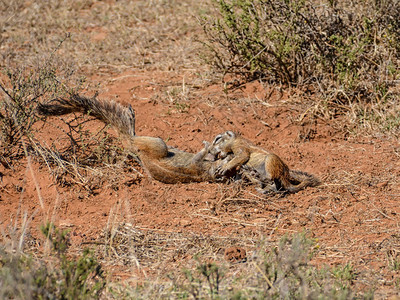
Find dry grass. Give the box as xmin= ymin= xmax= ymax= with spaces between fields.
xmin=96 ymin=219 xmax=374 ymax=299
xmin=1 ymin=0 xmax=400 ymax=298
xmin=99 ymin=222 xmax=251 ymax=268
xmin=1 ymin=0 xmax=208 ymax=74
xmin=33 ymin=114 xmax=143 ymax=192
xmin=2 ymin=0 xmax=398 ymax=137
xmin=0 ymin=0 xmax=213 ymax=188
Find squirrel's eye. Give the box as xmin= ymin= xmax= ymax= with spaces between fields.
xmin=213 ymin=135 xmax=222 ymax=144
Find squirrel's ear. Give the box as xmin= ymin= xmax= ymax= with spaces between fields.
xmin=226 ymin=131 xmax=235 ymax=138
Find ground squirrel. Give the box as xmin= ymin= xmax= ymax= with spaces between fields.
xmin=37 ymin=94 xmax=230 ymax=184
xmin=207 ymin=131 xmax=320 ymax=193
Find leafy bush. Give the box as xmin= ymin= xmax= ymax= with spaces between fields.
xmin=41 ymin=223 xmax=106 ymax=299
xmin=201 ymin=0 xmax=400 ymax=104
xmin=0 ymin=223 xmax=105 ymax=300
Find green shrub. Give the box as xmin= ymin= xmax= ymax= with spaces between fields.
xmin=0 ymin=223 xmax=105 ymax=300
xmin=41 ymin=222 xmax=106 ymax=299
xmin=181 ymin=262 xmax=224 ymax=299
xmin=201 ymin=0 xmax=400 ymax=104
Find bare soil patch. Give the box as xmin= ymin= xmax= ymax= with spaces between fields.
xmin=1 ymin=0 xmax=400 ymax=298
xmin=2 ymin=71 xmax=399 ymax=297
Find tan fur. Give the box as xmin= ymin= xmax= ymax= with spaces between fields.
xmin=37 ymin=94 xmax=227 ymax=184
xmin=208 ymin=131 xmax=320 ymax=193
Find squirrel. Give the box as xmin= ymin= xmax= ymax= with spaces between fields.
xmin=207 ymin=131 xmax=320 ymax=193
xmin=37 ymin=94 xmax=230 ymax=184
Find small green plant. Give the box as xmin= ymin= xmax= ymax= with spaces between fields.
xmin=41 ymin=222 xmax=106 ymax=299
xmin=161 ymin=233 xmax=361 ymax=299
xmin=0 ymin=223 xmax=105 ymax=299
xmin=103 ymin=227 xmax=374 ymax=299
xmin=332 ymin=263 xmax=356 ymax=289
xmin=0 ymin=247 xmax=48 ymax=299
xmin=182 ymin=261 xmax=224 ymax=299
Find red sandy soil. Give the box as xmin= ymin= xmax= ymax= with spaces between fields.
xmin=1 ymin=70 xmax=399 ymax=296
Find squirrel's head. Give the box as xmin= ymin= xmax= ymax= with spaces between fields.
xmin=209 ymin=131 xmax=236 ymax=158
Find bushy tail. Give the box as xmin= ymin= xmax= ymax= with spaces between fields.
xmin=37 ymin=94 xmax=136 ymax=137
xmin=285 ymin=170 xmax=320 ymax=193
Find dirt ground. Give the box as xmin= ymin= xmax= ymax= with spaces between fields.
xmin=1 ymin=68 xmax=399 ymax=297
xmin=1 ymin=1 xmax=400 ymax=297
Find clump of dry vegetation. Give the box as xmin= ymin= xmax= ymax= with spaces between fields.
xmin=0 ymin=53 xmax=140 ymax=192
xmin=1 ymin=221 xmax=363 ymax=299
xmin=0 ymin=63 xmax=61 ymax=167
xmin=98 ymin=224 xmax=364 ymax=299
xmin=1 ymin=0 xmax=399 ymax=299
